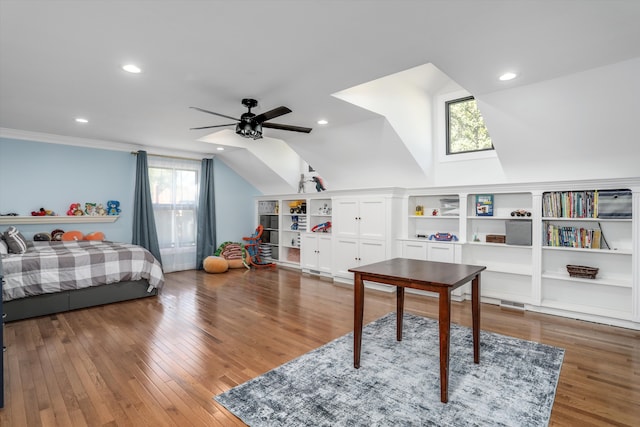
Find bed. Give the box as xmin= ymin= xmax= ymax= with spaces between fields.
xmin=1 ymin=240 xmax=164 ymax=322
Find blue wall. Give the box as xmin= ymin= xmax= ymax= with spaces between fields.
xmin=0 ymin=138 xmax=260 ymax=249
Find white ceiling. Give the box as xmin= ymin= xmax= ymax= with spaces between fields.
xmin=2 ymin=1 xmax=640 ymax=192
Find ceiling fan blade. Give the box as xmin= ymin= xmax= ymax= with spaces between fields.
xmin=262 ymin=122 xmax=312 ymax=133
xmin=253 ymin=106 xmax=292 ymax=124
xmin=190 ymin=123 xmax=236 ymax=130
xmin=189 ymin=107 xmax=239 ymax=122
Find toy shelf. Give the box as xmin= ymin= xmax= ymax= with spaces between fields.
xmin=0 ymin=216 xmax=120 ymax=225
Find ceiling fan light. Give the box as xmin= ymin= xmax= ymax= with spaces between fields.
xmin=236 ymin=121 xmax=262 ymax=139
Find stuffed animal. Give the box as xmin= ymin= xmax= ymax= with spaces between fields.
xmin=31 ymin=207 xmax=54 ymax=216
xmin=107 ymin=200 xmax=121 ymax=216
xmin=84 ymin=202 xmax=97 ymax=216
xmin=67 ymin=203 xmax=84 ymax=216
xmin=95 ymin=203 xmax=107 ymax=216
xmin=61 ymin=230 xmax=84 ymax=241
xmin=33 ymin=232 xmax=52 ymax=241
xmin=84 ymin=231 xmax=105 ymax=241
xmin=51 ymin=229 xmax=65 ymax=241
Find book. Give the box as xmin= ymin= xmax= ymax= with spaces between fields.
xmin=475 ymin=194 xmax=494 ymax=216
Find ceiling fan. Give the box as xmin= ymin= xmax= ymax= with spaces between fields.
xmin=190 ymin=98 xmax=312 ymax=140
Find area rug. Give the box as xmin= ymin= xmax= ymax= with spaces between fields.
xmin=215 ymin=313 xmax=564 ymax=426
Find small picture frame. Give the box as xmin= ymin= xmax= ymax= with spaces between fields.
xmin=476 ymin=194 xmax=494 ymax=216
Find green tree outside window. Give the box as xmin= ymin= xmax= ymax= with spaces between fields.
xmin=446 ymin=96 xmax=493 ymax=154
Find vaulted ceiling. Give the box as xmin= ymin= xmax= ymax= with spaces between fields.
xmin=1 ymin=1 xmax=639 ymax=193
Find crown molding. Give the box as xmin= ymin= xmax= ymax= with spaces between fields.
xmin=0 ymin=128 xmax=215 ymax=160
xmin=0 ymin=127 xmax=141 ymax=152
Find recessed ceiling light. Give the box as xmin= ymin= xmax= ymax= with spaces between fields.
xmin=499 ymin=72 xmax=517 ymax=81
xmin=217 ymin=147 xmax=225 ymax=151
xmin=317 ymin=119 xmax=328 ymax=125
xmin=75 ymin=117 xmax=88 ymax=123
xmin=122 ymin=64 xmax=142 ymax=74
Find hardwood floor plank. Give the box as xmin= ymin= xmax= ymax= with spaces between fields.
xmin=2 ymin=268 xmax=640 ymax=426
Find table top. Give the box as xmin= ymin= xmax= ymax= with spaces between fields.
xmin=349 ymin=258 xmax=486 ymax=288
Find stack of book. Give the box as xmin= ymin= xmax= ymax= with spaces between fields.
xmin=544 ymin=223 xmax=601 ymax=249
xmin=542 ymin=191 xmax=597 ymax=218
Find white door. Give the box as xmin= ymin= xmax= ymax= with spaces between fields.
xmin=358 ymin=198 xmax=386 ymax=240
xmin=317 ymin=235 xmax=333 ymax=274
xmin=301 ymin=233 xmax=318 ymax=270
xmin=333 ymin=199 xmax=359 ymax=238
xmin=333 ymin=237 xmax=359 ymax=279
xmin=358 ymin=239 xmax=386 ymax=266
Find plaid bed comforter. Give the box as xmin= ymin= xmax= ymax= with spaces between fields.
xmin=1 ymin=240 xmax=164 ymax=302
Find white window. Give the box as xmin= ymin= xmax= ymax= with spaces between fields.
xmin=148 ymin=156 xmax=200 ymax=272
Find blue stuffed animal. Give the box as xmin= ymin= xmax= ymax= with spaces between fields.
xmin=107 ymin=200 xmax=121 ymax=216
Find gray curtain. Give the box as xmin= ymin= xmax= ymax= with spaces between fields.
xmin=196 ymin=158 xmax=216 ymax=269
xmin=132 ymin=151 xmax=163 ymax=266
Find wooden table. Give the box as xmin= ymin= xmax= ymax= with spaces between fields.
xmin=349 ymin=258 xmax=486 ymax=403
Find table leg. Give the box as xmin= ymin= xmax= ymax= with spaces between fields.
xmin=472 ymin=273 xmax=481 ymax=364
xmin=396 ymin=286 xmax=404 ymax=341
xmin=439 ymin=289 xmax=451 ymax=403
xmin=354 ymin=272 xmax=364 ymax=369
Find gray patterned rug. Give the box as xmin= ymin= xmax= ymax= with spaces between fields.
xmin=215 ymin=313 xmax=564 ymax=426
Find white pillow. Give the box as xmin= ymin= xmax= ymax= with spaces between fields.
xmin=0 ymin=239 xmax=8 ymax=254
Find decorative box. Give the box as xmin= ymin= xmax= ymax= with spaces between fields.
xmin=486 ymin=234 xmax=506 ymax=244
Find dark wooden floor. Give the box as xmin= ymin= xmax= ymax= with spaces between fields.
xmin=1 ymin=268 xmax=639 ymax=426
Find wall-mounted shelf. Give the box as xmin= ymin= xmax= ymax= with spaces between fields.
xmin=0 ymin=216 xmax=120 ymax=225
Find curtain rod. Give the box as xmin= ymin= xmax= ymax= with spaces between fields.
xmin=131 ymin=151 xmax=214 ymax=161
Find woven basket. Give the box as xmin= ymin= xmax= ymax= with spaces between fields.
xmin=566 ymin=265 xmax=598 ymax=279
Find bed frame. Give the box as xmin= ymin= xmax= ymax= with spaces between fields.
xmin=3 ymin=280 xmax=158 ymax=322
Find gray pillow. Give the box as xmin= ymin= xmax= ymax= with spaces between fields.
xmin=4 ymin=226 xmax=28 ymax=254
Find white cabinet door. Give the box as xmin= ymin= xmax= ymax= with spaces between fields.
xmin=301 ymin=233 xmax=333 ymax=274
xmin=333 ymin=198 xmax=386 ymax=240
xmin=333 ymin=237 xmax=385 ymax=278
xmin=333 ymin=237 xmax=359 ymax=278
xmin=427 ymin=243 xmax=456 ymax=263
xmin=402 ymin=241 xmax=428 ymax=260
xmin=358 ymin=198 xmax=386 ymax=240
xmin=317 ymin=235 xmax=333 ymax=274
xmin=359 ymin=239 xmax=386 ymax=266
xmin=301 ymin=233 xmax=319 ymax=270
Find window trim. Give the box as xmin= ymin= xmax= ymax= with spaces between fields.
xmin=444 ymin=95 xmax=494 ymax=156
xmin=437 ymin=90 xmax=497 ymax=163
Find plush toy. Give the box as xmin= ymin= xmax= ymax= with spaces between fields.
xmin=107 ymin=200 xmax=121 ymax=216
xmin=31 ymin=207 xmax=54 ymax=216
xmin=95 ymin=203 xmax=107 ymax=216
xmin=214 ymin=241 xmax=249 ymax=269
xmin=84 ymin=231 xmax=105 ymax=241
xmin=84 ymin=202 xmax=97 ymax=216
xmin=51 ymin=229 xmax=65 ymax=241
xmin=67 ymin=203 xmax=84 ymax=216
xmin=61 ymin=230 xmax=84 ymax=241
xmin=33 ymin=232 xmax=52 ymax=241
